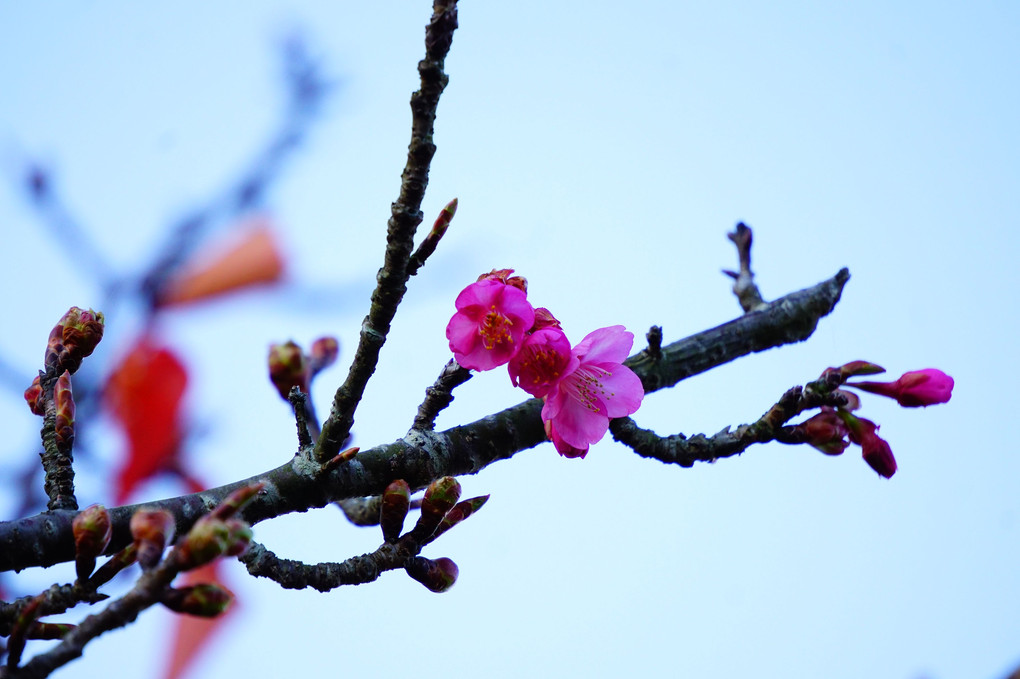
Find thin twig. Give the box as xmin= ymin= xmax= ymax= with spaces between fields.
xmin=316 ymin=0 xmax=460 ymax=462
xmin=609 ymin=382 xmax=848 ymax=466
xmin=723 ymin=222 xmax=766 ymax=313
xmin=412 ymin=359 xmax=472 ymax=431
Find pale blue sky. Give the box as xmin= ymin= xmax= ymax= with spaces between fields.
xmin=1 ymin=3 xmax=1018 ymax=678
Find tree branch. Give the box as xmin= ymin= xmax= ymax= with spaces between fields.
xmin=316 ymin=0 xmax=460 ymax=462
xmin=0 ymin=268 xmax=848 ymax=574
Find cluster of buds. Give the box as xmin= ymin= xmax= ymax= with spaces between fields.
xmin=378 ymin=476 xmax=489 ymax=593
xmin=44 ymin=306 xmax=105 ymax=375
xmin=791 ymin=362 xmax=954 ymax=478
xmin=267 ymin=336 xmax=339 ymax=401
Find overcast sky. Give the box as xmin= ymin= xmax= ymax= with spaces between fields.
xmin=2 ymin=2 xmax=1018 ymax=678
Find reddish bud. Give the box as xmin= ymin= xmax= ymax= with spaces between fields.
xmin=839 ymin=413 xmax=897 ymax=479
xmin=849 ymin=368 xmax=954 ymax=408
xmin=431 ymin=495 xmax=490 ymax=541
xmin=404 ymin=556 xmax=459 ymax=593
xmin=268 ymin=341 xmax=310 ymax=401
xmin=431 ymin=198 xmax=458 ymax=238
xmin=308 ymin=336 xmax=340 ymax=376
xmin=72 ymin=504 xmax=112 ymax=581
xmin=223 ymin=519 xmax=254 ymax=557
xmin=477 ymin=268 xmax=527 ymax=294
xmin=162 ymin=583 xmax=235 ymax=618
xmin=380 ymin=479 xmax=411 ymax=543
xmin=24 ymin=375 xmax=45 ymax=416
xmin=209 ymin=482 xmax=264 ymax=521
xmin=530 ymin=307 xmax=562 ymax=332
xmin=130 ymin=508 xmax=176 ymax=569
xmin=45 ymin=306 xmax=105 ymax=374
xmin=176 ymin=516 xmax=232 ymax=570
xmin=408 ymin=476 xmax=462 ymax=542
xmin=54 ymin=370 xmax=75 ymax=455
xmin=794 ymin=410 xmax=850 ymax=456
xmin=88 ymin=543 xmax=138 ymax=588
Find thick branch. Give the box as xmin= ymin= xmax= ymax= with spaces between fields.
xmin=0 ymin=269 xmax=848 ymax=574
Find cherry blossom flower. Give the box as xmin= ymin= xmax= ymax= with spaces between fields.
xmin=446 ymin=279 xmax=535 ymax=371
xmin=848 ymin=368 xmax=954 ymax=408
xmin=508 ymin=325 xmax=575 ymax=398
xmin=541 ymin=325 xmax=644 ymax=457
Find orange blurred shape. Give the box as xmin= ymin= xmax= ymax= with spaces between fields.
xmin=157 ymin=220 xmax=285 ymax=307
xmin=163 ymin=562 xmax=237 ymax=679
xmin=105 ymin=337 xmax=189 ymax=504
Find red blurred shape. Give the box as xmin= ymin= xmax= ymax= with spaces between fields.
xmin=157 ymin=220 xmax=285 ymax=307
xmin=105 ymin=337 xmax=189 ymax=504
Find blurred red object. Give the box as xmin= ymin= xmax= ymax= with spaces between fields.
xmin=105 ymin=337 xmax=189 ymax=504
xmin=156 ymin=220 xmax=285 ymax=307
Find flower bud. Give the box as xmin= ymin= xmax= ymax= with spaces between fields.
xmin=404 ymin=556 xmax=459 ymax=593
xmin=268 ymin=341 xmax=309 ymax=401
xmin=72 ymin=504 xmax=112 ymax=581
xmin=53 ymin=370 xmax=75 ymax=456
xmin=409 ymin=477 xmax=461 ymax=541
xmin=477 ymin=268 xmax=527 ymax=293
xmin=848 ymin=368 xmax=954 ymax=408
xmin=380 ymin=479 xmax=411 ymax=543
xmin=161 ymin=583 xmax=234 ymax=618
xmin=130 ymin=508 xmax=176 ymax=569
xmin=176 ymin=516 xmax=232 ymax=570
xmin=223 ymin=518 xmax=254 ymax=557
xmin=839 ymin=412 xmax=897 ymax=478
xmin=793 ymin=410 xmax=849 ymax=456
xmin=308 ymin=336 xmax=340 ymax=376
xmin=209 ymin=482 xmax=265 ymax=521
xmin=24 ymin=375 xmax=45 ymax=416
xmin=45 ymin=307 xmax=105 ymax=374
xmin=431 ymin=495 xmax=490 ymax=541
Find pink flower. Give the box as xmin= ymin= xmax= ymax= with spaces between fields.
xmin=508 ymin=326 xmax=575 ymax=398
xmin=849 ymin=368 xmax=954 ymax=407
xmin=446 ymin=279 xmax=535 ymax=371
xmin=541 ymin=325 xmax=644 ymax=457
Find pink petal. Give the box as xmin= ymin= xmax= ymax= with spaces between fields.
xmin=572 ymin=325 xmax=634 ymax=365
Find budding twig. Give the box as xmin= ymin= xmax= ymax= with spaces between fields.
xmin=316 ymin=0 xmax=460 ymax=463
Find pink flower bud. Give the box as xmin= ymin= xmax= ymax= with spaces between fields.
xmin=268 ymin=340 xmax=310 ymax=400
xmin=130 ymin=508 xmax=176 ymax=569
xmin=161 ymin=583 xmax=234 ymax=617
xmin=849 ymin=368 xmax=954 ymax=408
xmin=840 ymin=414 xmax=897 ymax=478
xmin=404 ymin=556 xmax=459 ymax=593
